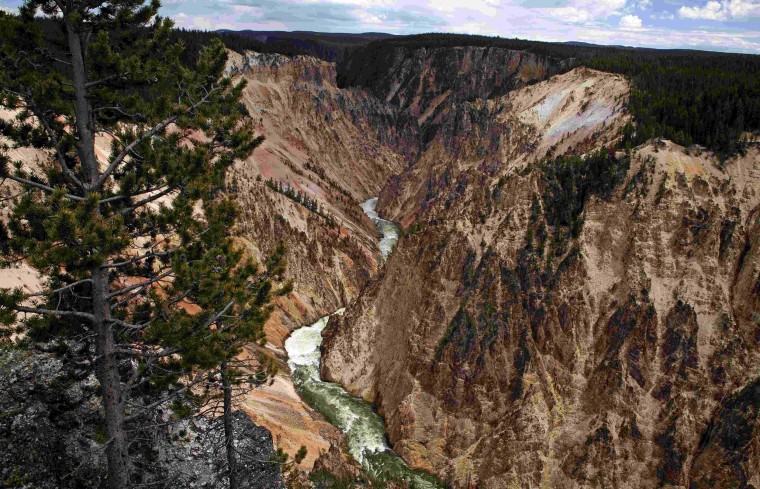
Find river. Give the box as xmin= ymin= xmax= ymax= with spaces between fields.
xmin=283 ymin=198 xmax=442 ymax=488
xmin=359 ymin=197 xmax=399 ymax=261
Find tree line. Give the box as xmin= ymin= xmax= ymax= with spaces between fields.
xmin=265 ymin=178 xmax=338 ymax=227
xmin=336 ymin=33 xmax=760 ymax=155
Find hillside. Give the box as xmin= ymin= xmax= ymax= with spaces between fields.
xmin=320 ymin=47 xmax=760 ymax=488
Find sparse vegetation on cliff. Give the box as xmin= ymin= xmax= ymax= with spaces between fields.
xmin=265 ymin=178 xmax=338 ymax=227
xmin=541 ymin=148 xmax=631 ymax=238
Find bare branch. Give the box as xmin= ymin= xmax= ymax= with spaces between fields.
xmin=106 ymin=269 xmax=174 ymax=299
xmin=29 ymin=278 xmax=93 ymax=297
xmin=13 ymin=305 xmax=94 ymax=322
xmin=204 ymin=300 xmax=235 ymax=329
xmin=3 ymin=173 xmax=85 ymax=201
xmin=85 ymin=71 xmax=130 ymax=89
xmin=106 ymin=316 xmax=149 ymax=331
xmin=98 ymin=182 xmax=173 ymax=205
xmin=116 ymin=185 xmax=178 ymax=214
xmin=101 ymin=251 xmax=171 ymax=269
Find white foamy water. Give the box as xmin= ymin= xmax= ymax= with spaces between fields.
xmin=283 ymin=201 xmax=440 ymax=487
xmin=285 ymin=311 xmax=441 ymax=487
xmin=285 ymin=309 xmax=389 ymax=461
xmin=360 ymin=197 xmax=399 ymax=260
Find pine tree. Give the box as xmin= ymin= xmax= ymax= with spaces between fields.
xmin=0 ymin=3 xmax=276 ymax=487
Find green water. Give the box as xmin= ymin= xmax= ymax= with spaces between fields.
xmin=284 ymin=312 xmax=444 ymax=488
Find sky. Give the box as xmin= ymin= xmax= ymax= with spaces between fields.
xmin=2 ymin=0 xmax=759 ymax=54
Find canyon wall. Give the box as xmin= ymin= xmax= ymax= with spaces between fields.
xmin=224 ymin=51 xmax=415 ymax=470
xmin=227 ymin=51 xmax=409 ymax=346
xmin=322 ymin=61 xmax=760 ymax=488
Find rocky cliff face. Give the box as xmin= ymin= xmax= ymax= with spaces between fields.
xmin=223 ymin=51 xmax=417 ymax=472
xmin=0 ymin=346 xmax=285 ymax=488
xmin=322 ymin=64 xmax=760 ymax=488
xmin=226 ymin=51 xmax=409 ymax=346
xmin=339 ymin=45 xmax=569 ymax=163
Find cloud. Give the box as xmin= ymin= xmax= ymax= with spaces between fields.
xmin=619 ymin=13 xmax=643 ymax=26
xmin=679 ymin=0 xmax=760 ymax=20
xmin=547 ymin=0 xmax=627 ymax=23
xmin=638 ymin=0 xmax=652 ymax=8
xmin=151 ymin=0 xmax=760 ymax=53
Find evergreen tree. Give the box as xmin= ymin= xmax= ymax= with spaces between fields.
xmin=0 ymin=2 xmax=277 ymax=487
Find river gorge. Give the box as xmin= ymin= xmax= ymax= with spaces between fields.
xmin=283 ymin=199 xmax=442 ymax=488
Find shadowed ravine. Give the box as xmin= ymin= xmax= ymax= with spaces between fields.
xmin=284 ymin=199 xmax=442 ymax=488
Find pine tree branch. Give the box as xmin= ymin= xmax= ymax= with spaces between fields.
xmin=111 ymin=287 xmax=152 ymax=310
xmin=106 ymin=269 xmax=174 ymax=299
xmin=106 ymin=316 xmax=149 ymax=331
xmin=204 ymin=299 xmax=235 ymax=329
xmin=117 ymin=345 xmax=177 ymax=358
xmin=98 ymin=183 xmax=169 ymax=204
xmin=123 ymin=372 xmax=207 ymax=423
xmin=28 ymin=278 xmax=93 ymax=297
xmin=95 ymin=86 xmax=221 ymax=190
xmin=2 ymin=174 xmax=85 ymax=201
xmin=101 ymin=251 xmax=171 ymax=269
xmin=115 ymin=184 xmax=179 ymax=214
xmin=85 ymin=71 xmax=130 ymax=89
xmin=13 ymin=305 xmax=95 ymax=321
xmin=22 ymin=97 xmax=87 ymax=191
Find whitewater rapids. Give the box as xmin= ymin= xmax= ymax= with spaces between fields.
xmin=283 ymin=198 xmax=441 ymax=487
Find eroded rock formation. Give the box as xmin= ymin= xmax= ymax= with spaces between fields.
xmin=322 ymin=58 xmax=760 ymax=488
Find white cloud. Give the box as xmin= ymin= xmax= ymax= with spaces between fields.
xmin=172 ymin=12 xmax=236 ymax=31
xmin=619 ymin=13 xmax=643 ymax=27
xmin=679 ymin=0 xmax=760 ymax=20
xmin=435 ymin=0 xmax=500 ymax=15
xmin=680 ymin=0 xmax=725 ymax=19
xmin=548 ymin=0 xmax=627 ymax=24
xmin=157 ymin=0 xmax=760 ymax=53
xmin=638 ymin=0 xmax=652 ymax=8
xmin=231 ymin=4 xmax=259 ymax=12
xmin=299 ymin=0 xmax=396 ymax=6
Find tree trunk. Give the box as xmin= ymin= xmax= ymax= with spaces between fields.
xmin=93 ymin=267 xmax=130 ymax=489
xmin=65 ymin=20 xmax=98 ymax=185
xmin=221 ymin=361 xmax=239 ymax=489
xmin=65 ymin=18 xmax=130 ymax=488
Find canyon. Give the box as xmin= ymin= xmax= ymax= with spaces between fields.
xmin=323 ymin=55 xmax=760 ymax=487
xmin=220 ymin=44 xmax=760 ymax=488
xmin=3 ymin=37 xmax=758 ymax=489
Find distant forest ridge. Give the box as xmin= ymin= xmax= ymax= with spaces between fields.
xmin=35 ymin=17 xmax=760 ymax=154
xmin=340 ymin=33 xmax=760 ymax=154
xmin=198 ymin=29 xmax=759 ymax=155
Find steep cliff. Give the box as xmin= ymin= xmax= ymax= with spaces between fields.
xmin=227 ymin=51 xmax=408 ymax=346
xmin=322 ymin=64 xmax=760 ymax=488
xmin=223 ymin=51 xmax=417 ymax=471
xmin=339 ymin=44 xmax=568 ymax=163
